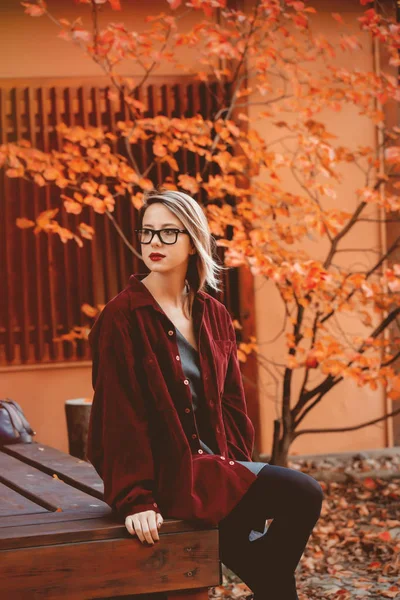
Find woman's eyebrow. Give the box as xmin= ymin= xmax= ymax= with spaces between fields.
xmin=142 ymin=223 xmax=180 ymax=227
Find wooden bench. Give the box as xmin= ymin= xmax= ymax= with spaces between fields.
xmin=0 ymin=441 xmax=221 ymax=599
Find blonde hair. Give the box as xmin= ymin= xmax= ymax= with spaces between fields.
xmin=137 ymin=188 xmax=228 ymax=317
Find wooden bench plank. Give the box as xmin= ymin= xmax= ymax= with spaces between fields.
xmin=0 ymin=481 xmax=49 ymax=517
xmin=0 ymin=516 xmax=216 ymax=550
xmin=1 ymin=510 xmax=112 ymax=531
xmin=1 ymin=529 xmax=220 ymax=599
xmin=1 ymin=442 xmax=104 ymax=499
xmin=0 ymin=452 xmax=109 ymax=515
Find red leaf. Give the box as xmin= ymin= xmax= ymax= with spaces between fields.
xmin=363 ymin=477 xmax=377 ymax=490
xmin=332 ymin=13 xmax=344 ymax=24
xmin=377 ymin=531 xmax=391 ymax=542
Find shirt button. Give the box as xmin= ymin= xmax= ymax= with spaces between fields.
xmin=220 ymin=456 xmax=225 ymax=460
xmin=197 ymin=449 xmax=203 ymax=454
xmin=229 ymin=460 xmax=234 ymax=465
xmin=176 ymin=355 xmax=180 ymax=361
xmin=168 ymin=330 xmax=174 ymax=336
xmin=216 ymin=426 xmax=220 ymax=433
xmin=191 ymin=433 xmax=197 ymax=439
xmin=184 ymin=379 xmax=189 ymax=385
xmin=184 ymin=407 xmax=191 ymax=413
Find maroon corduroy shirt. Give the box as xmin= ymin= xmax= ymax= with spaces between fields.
xmin=86 ymin=272 xmax=258 ymax=527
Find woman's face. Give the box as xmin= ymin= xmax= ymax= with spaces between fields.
xmin=140 ymin=202 xmax=195 ymax=274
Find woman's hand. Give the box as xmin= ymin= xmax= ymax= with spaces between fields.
xmin=125 ymin=509 xmax=164 ymax=544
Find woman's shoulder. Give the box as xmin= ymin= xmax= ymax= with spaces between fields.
xmin=201 ymin=290 xmax=231 ymax=319
xmin=102 ymin=288 xmax=132 ymax=318
xmin=200 ymin=291 xmax=234 ymax=341
xmin=88 ymin=288 xmax=133 ymax=347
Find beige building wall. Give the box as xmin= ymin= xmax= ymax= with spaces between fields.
xmin=0 ymin=0 xmax=201 ymax=79
xmin=1 ymin=0 xmax=393 ymax=456
xmin=1 ymin=363 xmax=92 ymax=453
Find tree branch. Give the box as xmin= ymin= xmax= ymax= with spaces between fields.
xmin=320 ymin=233 xmax=400 ymax=326
xmin=293 ymin=406 xmax=400 ymax=438
xmin=295 ymin=306 xmax=400 ymax=422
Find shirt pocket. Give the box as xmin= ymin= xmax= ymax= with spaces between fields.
xmin=210 ymin=339 xmax=233 ymax=396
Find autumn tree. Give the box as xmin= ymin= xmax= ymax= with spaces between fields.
xmin=2 ymin=0 xmax=400 ymax=465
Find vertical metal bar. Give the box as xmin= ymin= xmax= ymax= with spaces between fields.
xmin=133 ymin=85 xmax=149 ymax=273
xmin=103 ymin=86 xmax=117 ymax=298
xmin=88 ymin=86 xmax=101 ymax=306
xmin=120 ymin=86 xmax=137 ymax=275
xmin=190 ymin=83 xmax=202 ymax=181
xmin=39 ymin=86 xmax=60 ymax=361
xmin=27 ymin=86 xmax=45 ymax=361
xmin=178 ymin=84 xmax=189 ymax=176
xmin=105 ymin=86 xmax=126 ymax=289
xmin=65 ymin=86 xmax=87 ymax=359
xmin=14 ymin=87 xmax=31 ymax=362
xmin=53 ymin=86 xmax=76 ymax=360
xmin=0 ymin=88 xmax=15 ymax=364
xmin=162 ymin=84 xmax=175 ymax=183
xmin=77 ymin=85 xmax=95 ymax=359
xmin=148 ymin=85 xmax=163 ymax=185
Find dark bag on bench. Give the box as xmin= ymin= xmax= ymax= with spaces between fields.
xmin=0 ymin=398 xmax=36 ymax=445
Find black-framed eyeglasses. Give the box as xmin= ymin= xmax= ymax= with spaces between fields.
xmin=134 ymin=228 xmax=190 ymax=245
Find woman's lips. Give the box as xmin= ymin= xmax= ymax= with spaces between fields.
xmin=150 ymin=255 xmax=165 ymax=261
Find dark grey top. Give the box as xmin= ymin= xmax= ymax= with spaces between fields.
xmin=175 ymin=326 xmax=266 ymax=477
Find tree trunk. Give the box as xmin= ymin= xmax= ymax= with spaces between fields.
xmin=270 ymin=419 xmax=293 ymax=467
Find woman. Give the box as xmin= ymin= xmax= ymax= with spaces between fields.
xmin=87 ymin=189 xmax=324 ymax=600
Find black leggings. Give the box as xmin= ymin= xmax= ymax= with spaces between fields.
xmin=218 ymin=464 xmax=324 ymax=599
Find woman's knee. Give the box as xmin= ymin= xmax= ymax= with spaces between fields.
xmin=258 ymin=464 xmax=324 ymax=515
xmin=300 ymin=471 xmax=324 ymax=515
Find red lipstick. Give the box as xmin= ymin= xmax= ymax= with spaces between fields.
xmin=149 ymin=253 xmax=165 ymax=261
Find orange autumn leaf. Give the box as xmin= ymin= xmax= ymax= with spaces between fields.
xmin=16 ymin=217 xmax=35 ymax=229
xmin=161 ymin=154 xmax=179 ymax=171
xmin=21 ymin=2 xmax=46 ymax=17
xmin=43 ymin=167 xmax=61 ymax=181
xmin=78 ymin=223 xmax=95 ymax=240
xmin=33 ymin=173 xmax=46 ymax=186
xmin=81 ymin=303 xmax=99 ymax=318
xmin=57 ymin=227 xmax=74 ymax=243
xmin=177 ymin=174 xmax=200 ymax=195
xmin=63 ymin=199 xmax=83 ymax=215
xmin=153 ymin=139 xmax=167 ymax=157
xmin=138 ymin=178 xmax=154 ymax=190
xmin=6 ymin=167 xmax=24 ymax=177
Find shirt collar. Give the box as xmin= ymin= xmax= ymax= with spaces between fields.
xmin=127 ymin=273 xmax=209 ymax=312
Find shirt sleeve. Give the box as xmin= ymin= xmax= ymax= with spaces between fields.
xmin=221 ymin=308 xmax=255 ymax=462
xmin=87 ymin=307 xmax=161 ymax=519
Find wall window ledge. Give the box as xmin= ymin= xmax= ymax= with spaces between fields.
xmin=0 ymin=361 xmax=92 ymax=374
